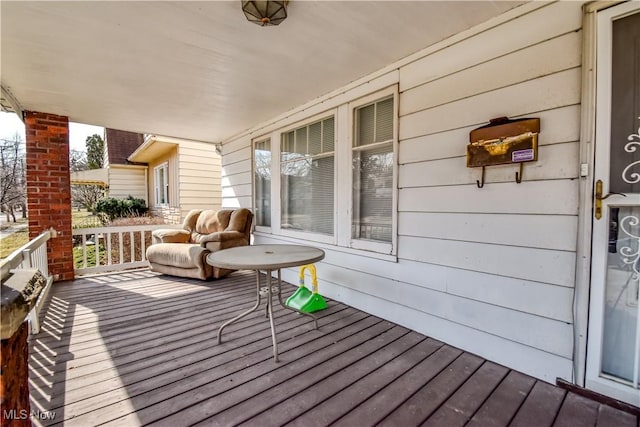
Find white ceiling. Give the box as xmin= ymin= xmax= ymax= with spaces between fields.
xmin=1 ymin=1 xmax=524 ymax=143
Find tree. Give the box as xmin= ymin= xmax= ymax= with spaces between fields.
xmin=71 ymin=184 xmax=106 ymax=212
xmin=70 ymin=149 xmax=88 ymax=172
xmin=0 ymin=133 xmax=26 ymax=222
xmin=86 ymin=134 xmax=104 ymax=169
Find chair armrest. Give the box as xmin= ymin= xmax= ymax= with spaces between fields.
xmin=152 ymin=229 xmax=191 ymax=244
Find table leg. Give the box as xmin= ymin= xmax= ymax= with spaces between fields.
xmin=276 ymin=269 xmax=318 ymax=330
xmin=266 ymin=269 xmax=279 ymax=362
xmin=217 ymin=269 xmax=262 ymax=344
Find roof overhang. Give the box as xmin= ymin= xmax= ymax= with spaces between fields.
xmin=128 ymin=137 xmax=177 ymax=163
xmin=70 ymin=168 xmax=108 ymax=186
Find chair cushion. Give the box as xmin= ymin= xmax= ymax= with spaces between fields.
xmin=146 ymin=243 xmax=209 ymax=269
xmin=225 ymin=209 xmax=251 ymax=232
xmin=194 ymin=210 xmax=229 ymax=235
xmin=182 ymin=209 xmax=203 ymax=233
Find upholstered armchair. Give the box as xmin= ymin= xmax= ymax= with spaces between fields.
xmin=146 ymin=208 xmax=253 ymax=280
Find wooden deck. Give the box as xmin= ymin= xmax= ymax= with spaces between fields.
xmin=29 ymin=270 xmax=638 ymax=427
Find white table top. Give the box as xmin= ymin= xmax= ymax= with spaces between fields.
xmin=207 ymin=244 xmax=325 ymax=270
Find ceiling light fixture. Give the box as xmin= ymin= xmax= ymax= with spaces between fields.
xmin=241 ymin=1 xmax=289 ymax=26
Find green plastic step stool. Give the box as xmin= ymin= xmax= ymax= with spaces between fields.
xmin=286 ymin=264 xmax=327 ymax=313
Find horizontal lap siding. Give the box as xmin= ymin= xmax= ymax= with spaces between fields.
xmin=226 ymin=1 xmax=585 ymax=382
xmin=222 ymin=135 xmax=253 ymax=209
xmin=254 ymin=234 xmax=574 ymax=383
xmin=108 ymin=167 xmax=147 ymax=201
xmin=178 ymin=141 xmax=222 ymax=217
xmin=399 ymin=104 xmax=581 ymax=164
xmin=392 ymin=0 xmax=583 ymax=381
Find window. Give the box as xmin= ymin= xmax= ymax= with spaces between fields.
xmin=253 ymin=138 xmax=271 ymax=227
xmin=251 ymin=86 xmax=397 ymax=258
xmin=281 ymin=116 xmax=335 ymax=235
xmin=154 ymin=163 xmax=169 ymax=206
xmin=352 ymin=96 xmax=394 ymax=243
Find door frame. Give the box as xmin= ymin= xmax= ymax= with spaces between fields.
xmin=582 ymin=0 xmax=640 ymax=406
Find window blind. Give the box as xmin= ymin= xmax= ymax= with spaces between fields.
xmin=253 ymin=138 xmax=271 ymax=226
xmin=281 ymin=117 xmax=335 ymax=235
xmin=353 ymin=96 xmax=394 ymax=242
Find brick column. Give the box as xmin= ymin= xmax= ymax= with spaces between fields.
xmin=24 ymin=111 xmax=74 ymax=281
xmin=0 ymin=323 xmax=31 ymax=427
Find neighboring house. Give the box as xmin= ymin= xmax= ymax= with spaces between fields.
xmin=102 ymin=129 xmax=147 ymax=202
xmin=71 ymin=130 xmax=221 ymax=223
xmin=219 ymin=2 xmax=640 ymax=406
xmin=128 ymin=134 xmax=222 ymax=222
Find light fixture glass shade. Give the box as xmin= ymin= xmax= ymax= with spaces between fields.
xmin=241 ymin=1 xmax=288 ymax=26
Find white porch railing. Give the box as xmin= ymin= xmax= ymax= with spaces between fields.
xmin=72 ymin=224 xmax=180 ymax=276
xmin=0 ymin=229 xmax=55 ymax=333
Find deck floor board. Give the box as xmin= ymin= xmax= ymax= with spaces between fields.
xmin=28 ymin=270 xmax=638 ymax=427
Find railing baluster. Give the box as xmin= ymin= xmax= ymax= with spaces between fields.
xmin=95 ymin=235 xmax=100 ymax=267
xmin=107 ymin=232 xmax=112 ymax=266
xmin=119 ymin=232 xmax=124 ymax=264
xmin=39 ymin=245 xmax=48 ymax=276
xmin=82 ymin=233 xmax=88 ymax=268
xmin=141 ymin=231 xmax=147 ymax=261
xmin=130 ymin=231 xmax=135 ymax=262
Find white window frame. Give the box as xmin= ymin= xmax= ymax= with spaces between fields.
xmin=346 ymin=86 xmax=398 ymax=256
xmin=154 ymin=162 xmax=169 ymax=206
xmin=250 ymin=86 xmax=398 ymax=260
xmin=276 ymin=110 xmax=338 ymax=245
xmin=252 ymin=137 xmax=272 ymax=232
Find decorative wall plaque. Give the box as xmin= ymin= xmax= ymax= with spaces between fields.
xmin=467 ymin=117 xmax=540 ymax=168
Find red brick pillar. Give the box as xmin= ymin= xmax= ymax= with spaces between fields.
xmin=25 ymin=111 xmax=74 ymax=281
xmin=0 ymin=323 xmax=31 ymax=426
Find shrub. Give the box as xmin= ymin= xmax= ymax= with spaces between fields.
xmin=94 ymin=196 xmax=149 ymax=221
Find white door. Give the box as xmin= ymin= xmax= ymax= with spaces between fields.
xmin=587 ymin=1 xmax=640 ymax=407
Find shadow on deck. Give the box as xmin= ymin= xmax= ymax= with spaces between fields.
xmin=28 ymin=270 xmax=638 ymax=426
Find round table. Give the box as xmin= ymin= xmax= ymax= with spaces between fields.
xmin=207 ymin=244 xmax=325 ymax=362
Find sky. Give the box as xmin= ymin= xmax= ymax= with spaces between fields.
xmin=0 ymin=111 xmax=104 ymax=152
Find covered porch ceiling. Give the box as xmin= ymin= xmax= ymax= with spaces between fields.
xmin=1 ymin=1 xmax=524 ymax=143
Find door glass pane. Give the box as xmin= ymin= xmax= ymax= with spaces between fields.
xmin=603 ymin=206 xmax=640 ymax=383
xmin=609 ymin=12 xmax=640 ymax=193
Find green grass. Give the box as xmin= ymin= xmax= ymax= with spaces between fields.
xmin=72 ymin=209 xmax=104 ymax=228
xmin=0 ymin=228 xmax=29 ymax=258
xmin=73 ymin=243 xmax=107 ymax=269
xmin=72 ymin=209 xmax=93 ymax=221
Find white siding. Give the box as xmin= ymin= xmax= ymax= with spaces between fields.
xmin=107 ymin=166 xmax=146 ymax=201
xmin=220 ymin=1 xmax=585 ymax=383
xmin=177 ymin=141 xmax=222 ymax=218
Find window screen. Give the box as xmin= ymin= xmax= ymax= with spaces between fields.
xmin=154 ymin=163 xmax=169 ymax=206
xmin=281 ymin=117 xmax=335 ymax=235
xmin=253 ymin=138 xmax=271 ymax=227
xmin=353 ymin=97 xmax=394 ymax=242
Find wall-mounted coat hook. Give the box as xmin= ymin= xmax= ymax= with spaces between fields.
xmin=515 ymin=162 xmax=524 ymax=184
xmin=476 ymin=166 xmax=486 ymax=188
